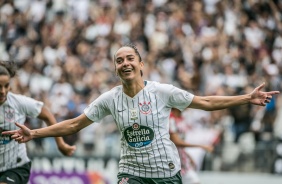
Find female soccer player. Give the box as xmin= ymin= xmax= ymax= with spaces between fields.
xmin=3 ymin=43 xmax=279 ymax=184
xmin=0 ymin=61 xmax=76 ymax=184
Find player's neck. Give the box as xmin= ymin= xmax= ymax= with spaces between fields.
xmin=122 ymin=79 xmax=145 ymax=98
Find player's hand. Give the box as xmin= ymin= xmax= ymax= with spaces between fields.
xmin=203 ymin=145 xmax=214 ymax=153
xmin=249 ymin=83 xmax=280 ymax=106
xmin=58 ymin=143 xmax=76 ymax=156
xmin=190 ymin=158 xmax=197 ymax=170
xmin=1 ymin=122 xmax=32 ymax=143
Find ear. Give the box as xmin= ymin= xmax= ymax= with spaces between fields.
xmin=140 ymin=61 xmax=144 ymax=69
xmin=114 ymin=64 xmax=118 ymax=76
xmin=139 ymin=61 xmax=144 ymax=76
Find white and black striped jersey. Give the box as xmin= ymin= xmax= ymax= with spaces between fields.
xmin=0 ymin=92 xmax=43 ymax=172
xmin=84 ymin=81 xmax=194 ymax=178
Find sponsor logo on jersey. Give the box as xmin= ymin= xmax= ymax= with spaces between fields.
xmin=129 ymin=108 xmax=138 ymax=120
xmin=168 ymin=162 xmax=175 ymax=170
xmin=117 ymin=109 xmax=126 ymax=112
xmin=124 ymin=123 xmax=154 ymax=148
xmin=119 ymin=177 xmax=129 ymax=184
xmin=139 ymin=101 xmax=151 ymax=114
xmin=6 ymin=177 xmax=15 ymax=183
xmin=0 ymin=128 xmax=12 ymax=145
xmin=184 ymin=93 xmax=192 ymax=101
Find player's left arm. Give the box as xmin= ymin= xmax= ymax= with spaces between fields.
xmin=37 ymin=106 xmax=76 ymax=156
xmin=189 ymin=83 xmax=279 ymax=111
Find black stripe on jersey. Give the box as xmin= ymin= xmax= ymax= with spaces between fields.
xmin=113 ymin=94 xmax=128 ymax=174
xmin=131 ymin=99 xmax=140 ymax=176
xmin=125 ymin=96 xmax=130 ymax=174
xmin=4 ymin=106 xmax=9 ymax=170
xmin=1 ymin=107 xmax=5 ymax=170
xmin=9 ymin=106 xmax=18 ymax=169
xmin=147 ymin=92 xmax=162 ymax=178
xmin=113 ymin=97 xmax=121 ymax=132
xmin=138 ymin=94 xmax=150 ymax=177
xmin=3 ymin=106 xmax=17 ymax=170
xmin=142 ymin=89 xmax=155 ymax=177
xmin=118 ymin=93 xmax=127 ymax=174
xmin=152 ymin=93 xmax=171 ymax=177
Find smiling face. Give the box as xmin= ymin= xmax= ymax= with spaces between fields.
xmin=114 ymin=46 xmax=144 ymax=83
xmin=0 ymin=75 xmax=10 ymax=105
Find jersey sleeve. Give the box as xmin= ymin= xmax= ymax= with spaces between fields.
xmin=157 ymin=83 xmax=194 ymax=111
xmin=83 ymin=92 xmax=111 ymax=123
xmin=17 ymin=95 xmax=44 ymax=118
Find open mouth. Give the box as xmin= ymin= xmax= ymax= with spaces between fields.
xmin=123 ymin=68 xmax=133 ymax=73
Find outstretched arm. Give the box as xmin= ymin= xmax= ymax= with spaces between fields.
xmin=2 ymin=113 xmax=93 ymax=144
xmin=189 ymin=83 xmax=280 ymax=111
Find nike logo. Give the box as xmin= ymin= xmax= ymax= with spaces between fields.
xmin=117 ymin=109 xmax=126 ymax=112
xmin=7 ymin=177 xmax=15 ymax=182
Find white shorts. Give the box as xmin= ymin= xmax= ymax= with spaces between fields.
xmin=182 ymin=169 xmax=200 ymax=184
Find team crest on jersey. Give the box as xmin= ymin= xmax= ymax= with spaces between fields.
xmin=4 ymin=109 xmax=14 ymax=121
xmin=139 ymin=101 xmax=151 ymax=114
xmin=124 ymin=123 xmax=154 ymax=148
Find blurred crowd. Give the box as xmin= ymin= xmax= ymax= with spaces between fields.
xmin=1 ymin=0 xmax=282 ymax=172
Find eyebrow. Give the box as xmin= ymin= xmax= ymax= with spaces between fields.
xmin=116 ymin=54 xmax=135 ymax=60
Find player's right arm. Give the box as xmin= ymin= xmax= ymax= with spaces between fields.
xmin=2 ymin=113 xmax=93 ymax=143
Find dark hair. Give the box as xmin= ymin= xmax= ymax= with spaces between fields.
xmin=0 ymin=61 xmax=17 ymax=78
xmin=122 ymin=43 xmax=142 ymax=62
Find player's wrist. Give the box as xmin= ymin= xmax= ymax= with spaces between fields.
xmin=30 ymin=129 xmax=37 ymax=139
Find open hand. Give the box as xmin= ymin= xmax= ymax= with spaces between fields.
xmin=250 ymin=83 xmax=280 ymax=106
xmin=1 ymin=122 xmax=32 ymax=143
xmin=58 ymin=144 xmax=76 ymax=156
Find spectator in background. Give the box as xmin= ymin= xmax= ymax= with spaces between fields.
xmin=253 ymin=83 xmax=279 ymax=142
xmin=229 ymin=86 xmax=254 ymax=143
xmin=0 ymin=0 xmax=282 ymax=172
xmin=169 ymin=108 xmax=213 ymax=184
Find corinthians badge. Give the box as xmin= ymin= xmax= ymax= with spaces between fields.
xmin=5 ymin=108 xmax=15 ymax=121
xmin=139 ymin=101 xmax=151 ymax=114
